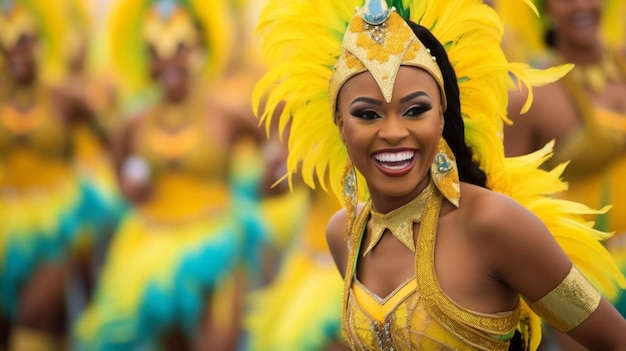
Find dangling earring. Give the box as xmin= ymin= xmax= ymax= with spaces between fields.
xmin=341 ymin=158 xmax=358 ymax=241
xmin=431 ymin=138 xmax=460 ymax=207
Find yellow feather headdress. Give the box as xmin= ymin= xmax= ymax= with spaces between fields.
xmin=0 ymin=0 xmax=68 ymax=83
xmin=494 ymin=0 xmax=626 ymax=63
xmin=105 ymin=0 xmax=234 ymax=96
xmin=60 ymin=0 xmax=92 ymax=62
xmin=253 ymin=0 xmax=625 ymax=347
xmin=253 ymin=0 xmax=569 ymax=201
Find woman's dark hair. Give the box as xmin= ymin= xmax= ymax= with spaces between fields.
xmin=407 ymin=21 xmax=488 ymax=188
xmin=535 ymin=0 xmax=556 ymax=48
xmin=544 ymin=27 xmax=556 ymax=48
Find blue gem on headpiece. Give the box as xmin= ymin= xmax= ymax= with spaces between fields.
xmin=2 ymin=0 xmax=15 ymax=15
xmin=155 ymin=0 xmax=177 ymax=20
xmin=361 ymin=0 xmax=392 ymax=25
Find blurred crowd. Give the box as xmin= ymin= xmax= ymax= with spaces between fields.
xmin=0 ymin=0 xmax=624 ymax=351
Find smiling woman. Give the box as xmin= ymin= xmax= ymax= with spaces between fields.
xmin=253 ymin=0 xmax=626 ymax=350
xmin=337 ymin=67 xmax=443 ymax=205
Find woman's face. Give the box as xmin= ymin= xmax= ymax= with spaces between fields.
xmin=148 ymin=43 xmax=193 ymax=102
xmin=545 ymin=0 xmax=602 ymax=49
xmin=1 ymin=34 xmax=38 ymax=85
xmin=336 ymin=66 xmax=444 ymax=202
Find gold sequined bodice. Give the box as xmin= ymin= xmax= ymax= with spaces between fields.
xmin=343 ymin=190 xmax=520 ymax=351
xmin=0 ymin=87 xmax=71 ymax=188
xmin=133 ymin=99 xmax=230 ymax=222
xmin=135 ymin=99 xmax=227 ymax=179
xmin=547 ymin=51 xmax=626 ymax=179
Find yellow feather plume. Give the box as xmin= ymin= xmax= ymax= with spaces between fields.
xmin=501 ymin=142 xmax=624 ymax=299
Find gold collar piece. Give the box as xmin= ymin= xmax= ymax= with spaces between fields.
xmin=363 ymin=181 xmax=435 ymax=256
xmin=567 ymin=52 xmax=622 ymax=93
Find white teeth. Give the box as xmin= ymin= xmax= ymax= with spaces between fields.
xmin=572 ymin=13 xmax=594 ymax=27
xmin=380 ymin=163 xmax=408 ymax=171
xmin=374 ymin=151 xmax=414 ymax=163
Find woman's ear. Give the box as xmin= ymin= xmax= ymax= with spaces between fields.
xmin=336 ymin=112 xmax=346 ymax=144
xmin=439 ymin=110 xmax=445 ymax=133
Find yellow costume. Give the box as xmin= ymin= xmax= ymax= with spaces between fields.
xmin=253 ymin=0 xmax=625 ymax=349
xmin=77 ymin=93 xmax=266 ymax=350
xmin=0 ymin=0 xmax=109 ymax=320
xmin=346 ymin=187 xmax=517 ymax=350
xmin=75 ymin=0 xmax=268 ymax=349
xmin=59 ymin=0 xmax=126 ymax=229
xmin=547 ymin=56 xmax=626 ymax=232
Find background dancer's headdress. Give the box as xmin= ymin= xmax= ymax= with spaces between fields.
xmin=60 ymin=0 xmax=92 ymax=63
xmin=105 ymin=0 xmax=234 ymax=97
xmin=494 ymin=0 xmax=626 ymax=63
xmin=253 ymin=0 xmax=625 ymax=348
xmin=0 ymin=0 xmax=68 ymax=83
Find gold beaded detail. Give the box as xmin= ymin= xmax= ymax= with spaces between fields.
xmin=430 ymin=138 xmax=460 ymax=208
xmin=363 ymin=182 xmax=434 ymax=255
xmin=342 ymin=186 xmax=520 ymax=350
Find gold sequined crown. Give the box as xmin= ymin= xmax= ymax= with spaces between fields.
xmin=329 ymin=0 xmax=446 ymax=114
xmin=142 ymin=0 xmax=199 ymax=60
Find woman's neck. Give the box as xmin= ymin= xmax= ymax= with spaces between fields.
xmin=4 ymin=81 xmax=41 ymax=112
xmin=555 ymin=40 xmax=604 ymax=66
xmin=369 ymin=175 xmax=432 ymax=214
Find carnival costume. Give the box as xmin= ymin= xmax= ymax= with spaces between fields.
xmin=0 ymin=0 xmax=109 ymax=323
xmin=75 ymin=1 xmax=267 ymax=349
xmin=496 ymin=0 xmax=626 ymax=317
xmin=59 ymin=0 xmax=126 ymax=226
xmin=253 ymin=0 xmax=626 ymax=349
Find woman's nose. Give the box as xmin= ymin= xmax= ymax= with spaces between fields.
xmin=378 ymin=115 xmax=409 ymax=144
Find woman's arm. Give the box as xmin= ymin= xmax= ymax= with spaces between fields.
xmin=112 ymin=116 xmax=152 ymax=204
xmin=326 ymin=209 xmax=350 ymax=279
xmin=475 ymin=191 xmax=626 ymax=350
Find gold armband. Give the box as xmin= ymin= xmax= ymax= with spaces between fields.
xmin=527 ymin=266 xmax=601 ymax=332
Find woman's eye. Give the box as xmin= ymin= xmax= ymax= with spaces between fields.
xmin=353 ymin=110 xmax=381 ymax=120
xmin=404 ymin=105 xmax=431 ymax=117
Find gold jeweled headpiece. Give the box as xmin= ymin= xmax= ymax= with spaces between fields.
xmin=142 ymin=0 xmax=199 ymax=60
xmin=0 ymin=2 xmax=37 ymax=50
xmin=107 ymin=0 xmax=233 ymax=96
xmin=329 ymin=0 xmax=446 ymax=114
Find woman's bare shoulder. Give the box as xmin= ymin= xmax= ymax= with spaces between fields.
xmin=456 ymin=183 xmax=571 ymax=284
xmin=456 ymin=183 xmax=543 ymax=243
xmin=326 ymin=203 xmax=367 ymax=278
